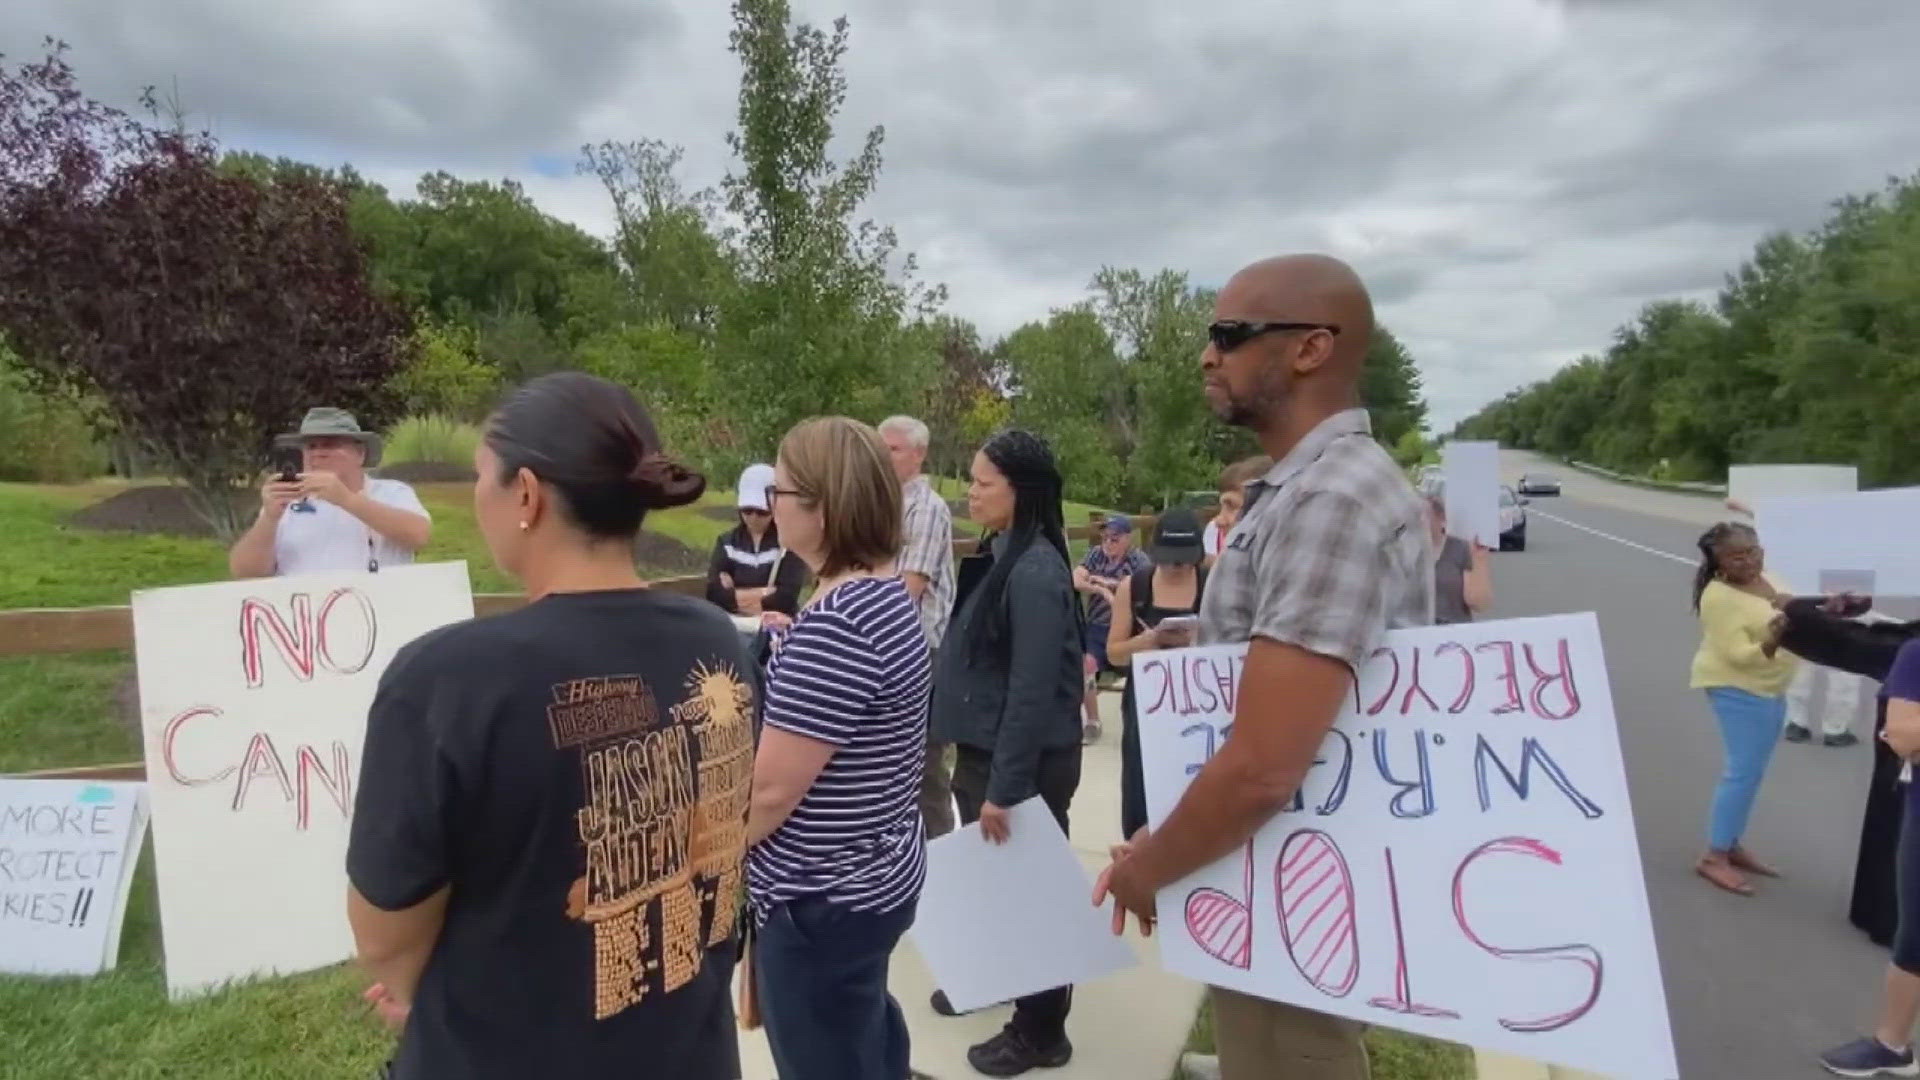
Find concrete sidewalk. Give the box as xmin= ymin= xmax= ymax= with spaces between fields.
xmin=736 ymin=690 xmax=1207 ymax=1080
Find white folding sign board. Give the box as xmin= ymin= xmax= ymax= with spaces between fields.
xmin=0 ymin=779 xmax=149 ymax=977
xmin=1139 ymin=614 xmax=1677 ymax=1079
xmin=910 ymin=797 xmax=1137 ymax=1013
xmin=1755 ymin=487 xmax=1920 ymax=599
xmin=1442 ymin=440 xmax=1501 ymax=548
xmin=133 ymin=562 xmax=474 ymax=997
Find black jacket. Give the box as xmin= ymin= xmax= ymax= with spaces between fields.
xmin=1778 ymin=598 xmax=1920 ymax=682
xmin=704 ymin=523 xmax=808 ymax=616
xmin=930 ymin=534 xmax=1084 ymax=806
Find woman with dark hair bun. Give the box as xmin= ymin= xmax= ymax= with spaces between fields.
xmin=926 ymin=428 xmax=1086 ymax=1077
xmin=346 ymin=372 xmax=754 ymax=1080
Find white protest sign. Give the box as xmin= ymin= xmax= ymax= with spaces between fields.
xmin=1140 ymin=613 xmax=1676 ymax=1079
xmin=1727 ymin=464 xmax=1856 ymax=508
xmin=1755 ymin=487 xmax=1920 ymax=599
xmin=132 ymin=562 xmax=474 ymax=997
xmin=1442 ymin=440 xmax=1501 ymax=548
xmin=0 ymin=779 xmax=148 ymax=976
xmin=910 ymin=796 xmax=1136 ymax=1013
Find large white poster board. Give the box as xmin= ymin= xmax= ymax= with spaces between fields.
xmin=1442 ymin=440 xmax=1501 ymax=548
xmin=0 ymin=779 xmax=148 ymax=976
xmin=1727 ymin=464 xmax=1857 ymax=508
xmin=132 ymin=562 xmax=474 ymax=997
xmin=910 ymin=797 xmax=1136 ymax=1013
xmin=1755 ymin=487 xmax=1920 ymax=599
xmin=1140 ymin=614 xmax=1676 ymax=1079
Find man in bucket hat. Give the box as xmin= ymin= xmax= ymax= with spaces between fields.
xmin=228 ymin=407 xmax=432 ymax=578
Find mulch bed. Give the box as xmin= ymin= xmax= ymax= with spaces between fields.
xmin=634 ymin=532 xmax=708 ymax=576
xmin=67 ymin=485 xmax=237 ymax=539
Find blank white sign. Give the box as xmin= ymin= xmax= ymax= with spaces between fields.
xmin=1443 ymin=440 xmax=1501 ymax=548
xmin=909 ymin=797 xmax=1136 ymax=1014
xmin=1755 ymin=488 xmax=1920 ymax=598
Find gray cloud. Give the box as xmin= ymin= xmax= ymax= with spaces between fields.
xmin=4 ymin=0 xmax=1917 ymax=428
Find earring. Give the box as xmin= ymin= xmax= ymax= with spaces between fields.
xmin=518 ymin=521 xmax=529 ymax=531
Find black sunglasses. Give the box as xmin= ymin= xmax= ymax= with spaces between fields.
xmin=1207 ymin=319 xmax=1341 ymax=353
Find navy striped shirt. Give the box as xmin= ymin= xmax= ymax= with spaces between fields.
xmin=748 ymin=577 xmax=930 ymax=921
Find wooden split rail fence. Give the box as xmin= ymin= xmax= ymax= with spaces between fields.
xmin=0 ymin=513 xmax=1155 ymax=782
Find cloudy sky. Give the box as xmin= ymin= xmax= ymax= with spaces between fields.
xmin=5 ymin=0 xmax=1916 ymax=427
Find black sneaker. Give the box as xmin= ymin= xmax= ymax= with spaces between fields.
xmin=1785 ymin=723 xmax=1813 ymax=743
xmin=1819 ymin=1035 xmax=1918 ymax=1076
xmin=966 ymin=1027 xmax=1073 ymax=1077
xmin=930 ymin=989 xmax=966 ymax=1017
xmin=1827 ymin=732 xmax=1862 ymax=748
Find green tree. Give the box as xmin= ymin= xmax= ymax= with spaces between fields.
xmin=713 ymin=0 xmax=943 ymax=450
xmin=1360 ymin=328 xmax=1429 ymax=450
xmin=1454 ymin=171 xmax=1920 ymax=487
xmin=580 ymin=139 xmax=736 ymax=335
xmin=391 ymin=321 xmax=499 ymax=420
xmin=0 ymin=45 xmax=412 ymax=537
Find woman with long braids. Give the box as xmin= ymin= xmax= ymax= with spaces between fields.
xmin=1689 ymin=520 xmax=1799 ymax=895
xmin=927 ymin=429 xmax=1086 ymax=1077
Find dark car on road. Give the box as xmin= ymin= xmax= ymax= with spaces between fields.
xmin=1517 ymin=472 xmax=1561 ymax=496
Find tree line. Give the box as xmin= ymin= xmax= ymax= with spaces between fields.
xmin=0 ymin=0 xmax=1429 ymax=536
xmin=1453 ymin=172 xmax=1920 ymax=487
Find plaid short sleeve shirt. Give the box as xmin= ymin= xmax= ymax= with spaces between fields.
xmin=1198 ymin=409 xmax=1434 ymax=669
xmin=898 ymin=475 xmax=956 ymax=650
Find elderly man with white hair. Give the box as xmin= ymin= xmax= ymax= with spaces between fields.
xmin=879 ymin=414 xmax=959 ymax=838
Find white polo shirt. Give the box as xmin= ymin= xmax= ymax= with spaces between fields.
xmin=273 ymin=478 xmax=429 ymax=576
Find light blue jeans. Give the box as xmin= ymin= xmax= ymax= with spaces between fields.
xmin=1705 ymin=686 xmax=1788 ymax=851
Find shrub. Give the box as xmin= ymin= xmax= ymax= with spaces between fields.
xmin=0 ymin=350 xmax=105 ymax=482
xmin=384 ymin=414 xmax=482 ymax=467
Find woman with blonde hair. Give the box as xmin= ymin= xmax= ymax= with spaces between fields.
xmin=745 ymin=416 xmax=931 ymax=1080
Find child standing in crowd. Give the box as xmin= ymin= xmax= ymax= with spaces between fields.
xmin=1201 ymin=455 xmax=1271 ymax=568
xmin=1689 ymin=521 xmax=1799 ymax=895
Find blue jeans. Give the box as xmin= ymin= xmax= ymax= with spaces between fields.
xmin=1705 ymin=687 xmax=1787 ymax=851
xmin=1892 ymin=780 xmax=1920 ymax=975
xmin=755 ymin=895 xmax=917 ymax=1080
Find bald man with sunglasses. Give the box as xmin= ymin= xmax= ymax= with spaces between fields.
xmin=1096 ymin=255 xmax=1433 ymax=1080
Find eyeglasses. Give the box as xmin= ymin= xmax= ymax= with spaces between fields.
xmin=766 ymin=486 xmax=806 ymax=505
xmin=1207 ymin=319 xmax=1341 ymax=353
xmin=740 ymin=507 xmax=771 ymax=517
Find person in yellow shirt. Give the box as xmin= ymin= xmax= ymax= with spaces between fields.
xmin=1689 ymin=521 xmax=1799 ymax=896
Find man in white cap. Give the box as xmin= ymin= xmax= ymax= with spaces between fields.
xmin=228 ymin=407 xmax=432 ymax=579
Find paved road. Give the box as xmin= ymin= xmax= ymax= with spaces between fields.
xmin=1493 ymin=450 xmax=1889 ymax=1079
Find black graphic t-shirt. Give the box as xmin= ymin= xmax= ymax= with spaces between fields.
xmin=348 ymin=588 xmax=755 ymax=1080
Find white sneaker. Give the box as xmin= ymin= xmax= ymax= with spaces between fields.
xmin=1180 ymin=1052 xmax=1222 ymax=1080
